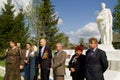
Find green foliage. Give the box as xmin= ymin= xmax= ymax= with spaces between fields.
xmin=0 ymin=0 xmax=29 ymax=57
xmin=26 ymin=0 xmax=69 ymax=49
xmin=0 ymin=60 xmax=5 ymax=67
xmin=79 ymin=38 xmax=85 ymax=44
xmin=113 ymin=0 xmax=120 ymax=33
xmin=14 ymin=10 xmax=29 ymax=48
xmin=0 ymin=76 xmax=3 ymax=80
xmin=38 ymin=0 xmax=69 ymax=49
xmin=112 ymin=0 xmax=120 ymax=49
xmin=54 ymin=33 xmax=69 ymax=49
xmin=25 ymin=2 xmax=40 ymax=47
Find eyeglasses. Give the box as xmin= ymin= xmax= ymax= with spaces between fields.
xmin=56 ymin=46 xmax=59 ymax=48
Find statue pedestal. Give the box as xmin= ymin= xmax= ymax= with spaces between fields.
xmin=98 ymin=44 xmax=120 ymax=71
xmin=98 ymin=44 xmax=115 ymax=51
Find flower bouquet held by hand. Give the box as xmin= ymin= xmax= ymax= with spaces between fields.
xmin=42 ymin=50 xmax=49 ymax=59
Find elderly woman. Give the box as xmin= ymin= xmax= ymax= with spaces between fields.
xmin=4 ymin=40 xmax=24 ymax=80
xmin=29 ymin=45 xmax=38 ymax=80
xmin=69 ymin=45 xmax=86 ymax=80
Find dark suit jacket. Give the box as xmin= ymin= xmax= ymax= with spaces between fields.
xmin=69 ymin=54 xmax=86 ymax=79
xmin=85 ymin=48 xmax=108 ymax=80
xmin=38 ymin=46 xmax=52 ymax=69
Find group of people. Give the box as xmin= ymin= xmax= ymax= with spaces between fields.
xmin=3 ymin=37 xmax=108 ymax=80
xmin=4 ymin=40 xmax=39 ymax=80
xmin=69 ymin=37 xmax=108 ymax=80
xmin=3 ymin=38 xmax=67 ymax=80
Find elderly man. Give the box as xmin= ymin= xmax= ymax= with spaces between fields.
xmin=52 ymin=43 xmax=67 ymax=80
xmin=38 ymin=38 xmax=52 ymax=80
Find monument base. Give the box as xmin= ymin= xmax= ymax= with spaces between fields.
xmin=97 ymin=44 xmax=120 ymax=71
xmin=98 ymin=44 xmax=115 ymax=51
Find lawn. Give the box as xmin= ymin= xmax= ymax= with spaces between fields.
xmin=0 ymin=76 xmax=3 ymax=80
xmin=0 ymin=60 xmax=5 ymax=67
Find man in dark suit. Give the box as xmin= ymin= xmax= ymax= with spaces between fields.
xmin=38 ymin=38 xmax=52 ymax=80
xmin=85 ymin=37 xmax=108 ymax=80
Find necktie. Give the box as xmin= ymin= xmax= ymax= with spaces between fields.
xmin=41 ymin=46 xmax=45 ymax=56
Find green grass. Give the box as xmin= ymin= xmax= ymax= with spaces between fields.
xmin=0 ymin=76 xmax=3 ymax=80
xmin=0 ymin=60 xmax=5 ymax=67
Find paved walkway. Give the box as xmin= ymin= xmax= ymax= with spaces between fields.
xmin=0 ymin=66 xmax=5 ymax=77
xmin=0 ymin=66 xmax=120 ymax=80
xmin=0 ymin=66 xmax=72 ymax=80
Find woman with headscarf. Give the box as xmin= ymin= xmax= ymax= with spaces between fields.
xmin=69 ymin=45 xmax=86 ymax=80
xmin=29 ymin=45 xmax=38 ymax=80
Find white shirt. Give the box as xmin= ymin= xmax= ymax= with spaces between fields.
xmin=93 ymin=47 xmax=97 ymax=52
xmin=41 ymin=46 xmax=45 ymax=57
xmin=26 ymin=50 xmax=30 ymax=57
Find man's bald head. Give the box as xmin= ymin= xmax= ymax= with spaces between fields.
xmin=40 ymin=38 xmax=46 ymax=46
xmin=56 ymin=43 xmax=63 ymax=51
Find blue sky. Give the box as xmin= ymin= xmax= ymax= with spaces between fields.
xmin=0 ymin=0 xmax=118 ymax=43
xmin=51 ymin=0 xmax=117 ymax=32
xmin=50 ymin=0 xmax=117 ymax=43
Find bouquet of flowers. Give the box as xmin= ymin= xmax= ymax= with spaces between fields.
xmin=42 ymin=50 xmax=49 ymax=59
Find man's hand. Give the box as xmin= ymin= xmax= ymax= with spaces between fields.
xmin=38 ymin=64 xmax=40 ymax=68
xmin=51 ymin=65 xmax=55 ymax=70
xmin=70 ymin=68 xmax=75 ymax=72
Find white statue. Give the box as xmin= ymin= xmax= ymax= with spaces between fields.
xmin=96 ymin=3 xmax=113 ymax=45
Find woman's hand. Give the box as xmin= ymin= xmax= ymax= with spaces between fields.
xmin=20 ymin=65 xmax=24 ymax=70
xmin=24 ymin=60 xmax=28 ymax=63
xmin=5 ymin=49 xmax=8 ymax=55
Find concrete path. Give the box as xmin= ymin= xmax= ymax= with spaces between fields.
xmin=0 ymin=66 xmax=5 ymax=77
xmin=1 ymin=66 xmax=120 ymax=80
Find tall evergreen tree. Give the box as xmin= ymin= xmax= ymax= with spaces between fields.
xmin=14 ymin=10 xmax=29 ymax=48
xmin=113 ymin=0 xmax=120 ymax=33
xmin=112 ymin=0 xmax=120 ymax=48
xmin=38 ymin=0 xmax=69 ymax=49
xmin=0 ymin=0 xmax=29 ymax=55
xmin=25 ymin=0 xmax=69 ymax=49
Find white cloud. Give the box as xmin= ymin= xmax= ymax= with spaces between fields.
xmin=0 ymin=0 xmax=63 ymax=24
xmin=0 ymin=0 xmax=7 ymax=11
xmin=67 ymin=22 xmax=100 ymax=44
xmin=13 ymin=0 xmax=31 ymax=10
xmin=54 ymin=12 xmax=63 ymax=25
xmin=0 ymin=0 xmax=31 ymax=15
xmin=58 ymin=18 xmax=63 ymax=25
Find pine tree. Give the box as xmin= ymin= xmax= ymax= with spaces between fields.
xmin=113 ymin=0 xmax=120 ymax=33
xmin=25 ymin=0 xmax=69 ymax=49
xmin=0 ymin=0 xmax=15 ymax=52
xmin=0 ymin=0 xmax=29 ymax=55
xmin=14 ymin=10 xmax=29 ymax=48
xmin=38 ymin=0 xmax=69 ymax=49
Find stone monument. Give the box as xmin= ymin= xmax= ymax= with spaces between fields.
xmin=96 ymin=3 xmax=114 ymax=51
xmin=96 ymin=3 xmax=120 ymax=72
